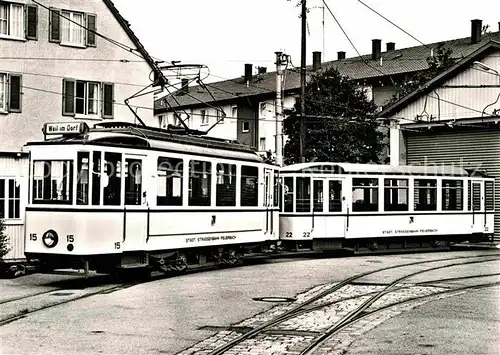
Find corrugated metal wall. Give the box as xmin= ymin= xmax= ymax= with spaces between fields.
xmin=406 ymin=129 xmax=500 ymax=241
xmin=0 ymin=155 xmax=29 ymax=263
xmin=2 ymin=224 xmax=25 ymax=261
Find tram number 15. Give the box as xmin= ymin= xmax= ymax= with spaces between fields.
xmin=29 ymin=233 xmax=37 ymax=241
xmin=114 ymin=242 xmax=121 ymax=250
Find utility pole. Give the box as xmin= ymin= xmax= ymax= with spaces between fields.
xmin=299 ymin=0 xmax=307 ymax=163
xmin=275 ymin=52 xmax=287 ymax=167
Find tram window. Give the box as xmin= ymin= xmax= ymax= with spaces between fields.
xmin=283 ymin=177 xmax=293 ymax=212
xmin=485 ymin=181 xmax=494 ymax=211
xmin=241 ymin=166 xmax=258 ymax=206
xmin=103 ymin=153 xmax=122 ymax=206
xmin=442 ymin=180 xmax=463 ymax=211
xmin=352 ymin=178 xmax=378 ymax=212
xmin=329 ymin=180 xmax=342 ymax=212
xmin=274 ymin=171 xmax=280 ymax=208
xmin=384 ymin=179 xmax=408 ymax=211
xmin=92 ymin=152 xmax=101 ymax=205
xmin=32 ymin=160 xmax=73 ymax=204
xmin=216 ymin=163 xmax=236 ymax=206
xmin=296 ymin=177 xmax=311 ymax=212
xmin=414 ymin=179 xmax=437 ymax=211
xmin=157 ymin=157 xmax=183 ymax=206
xmin=77 ymin=152 xmax=90 ymax=205
xmin=313 ymin=180 xmax=323 ymax=212
xmin=125 ymin=158 xmax=142 ymax=205
xmin=189 ymin=160 xmax=211 ymax=206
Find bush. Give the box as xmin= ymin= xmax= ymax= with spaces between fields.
xmin=0 ymin=219 xmax=11 ymax=259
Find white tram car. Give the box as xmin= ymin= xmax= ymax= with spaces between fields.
xmin=24 ymin=122 xmax=280 ymax=273
xmin=279 ymin=163 xmax=495 ymax=251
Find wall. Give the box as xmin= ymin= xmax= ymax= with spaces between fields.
xmin=0 ymin=154 xmax=29 ymax=261
xmin=394 ymin=52 xmax=500 ymax=123
xmin=0 ymin=0 xmax=154 ymax=152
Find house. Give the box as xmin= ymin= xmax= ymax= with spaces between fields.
xmin=0 ymin=0 xmax=161 ymax=266
xmin=154 ymin=19 xmax=500 ymax=156
xmin=378 ymin=39 xmax=500 ymax=241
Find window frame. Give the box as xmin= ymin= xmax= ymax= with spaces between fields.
xmin=60 ymin=9 xmax=85 ymax=47
xmin=242 ymin=121 xmax=250 ymax=133
xmin=414 ymin=178 xmax=437 ymax=211
xmin=384 ymin=178 xmax=409 ymax=212
xmin=352 ymin=177 xmax=379 ymax=212
xmin=0 ymin=1 xmax=25 ymax=41
xmin=157 ymin=157 xmax=183 ymax=206
xmin=0 ymin=177 xmax=21 ymax=220
xmin=0 ymin=72 xmax=22 ymax=113
xmin=32 ymin=160 xmax=74 ymax=205
xmin=62 ymin=78 xmax=113 ymax=119
xmin=441 ymin=179 xmax=463 ymax=211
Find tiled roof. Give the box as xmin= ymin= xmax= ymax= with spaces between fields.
xmin=155 ymin=30 xmax=500 ymax=112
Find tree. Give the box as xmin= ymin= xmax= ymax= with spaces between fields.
xmin=0 ymin=219 xmax=10 ymax=259
xmin=283 ymin=67 xmax=384 ymax=165
xmin=384 ymin=43 xmax=457 ymax=107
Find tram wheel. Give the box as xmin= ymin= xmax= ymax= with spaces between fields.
xmin=174 ymin=253 xmax=188 ymax=273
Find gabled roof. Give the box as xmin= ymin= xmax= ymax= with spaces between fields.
xmin=103 ymin=0 xmax=164 ymax=85
xmin=378 ymin=40 xmax=500 ymax=118
xmin=155 ymin=30 xmax=500 ymax=113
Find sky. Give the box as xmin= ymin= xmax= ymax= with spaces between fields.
xmin=112 ymin=0 xmax=500 ymax=83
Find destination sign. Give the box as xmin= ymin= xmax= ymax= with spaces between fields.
xmin=43 ymin=122 xmax=88 ymax=135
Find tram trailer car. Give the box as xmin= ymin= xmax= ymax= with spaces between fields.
xmin=24 ymin=122 xmax=280 ymax=274
xmin=279 ymin=163 xmax=494 ymax=251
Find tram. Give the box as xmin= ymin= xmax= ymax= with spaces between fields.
xmin=24 ymin=122 xmax=280 ymax=273
xmin=279 ymin=162 xmax=495 ymax=251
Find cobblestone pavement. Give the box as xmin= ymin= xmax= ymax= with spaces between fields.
xmin=176 ymin=282 xmax=459 ymax=355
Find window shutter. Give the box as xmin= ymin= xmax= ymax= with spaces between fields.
xmin=102 ymin=83 xmax=114 ymax=119
xmin=49 ymin=8 xmax=61 ymax=43
xmin=86 ymin=13 xmax=96 ymax=47
xmin=62 ymin=79 xmax=75 ymax=116
xmin=25 ymin=5 xmax=38 ymax=40
xmin=8 ymin=74 xmax=22 ymax=113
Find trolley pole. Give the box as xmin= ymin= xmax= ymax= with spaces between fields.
xmin=275 ymin=51 xmax=285 ymax=167
xmin=299 ymin=0 xmax=307 ymax=163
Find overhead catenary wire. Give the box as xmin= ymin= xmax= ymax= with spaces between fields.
xmin=357 ymin=0 xmax=431 ymax=49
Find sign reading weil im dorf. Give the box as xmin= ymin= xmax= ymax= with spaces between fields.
xmin=43 ymin=122 xmax=87 ymax=135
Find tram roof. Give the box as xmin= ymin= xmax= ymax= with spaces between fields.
xmin=280 ymin=162 xmax=489 ymax=177
xmin=27 ymin=122 xmax=263 ymax=163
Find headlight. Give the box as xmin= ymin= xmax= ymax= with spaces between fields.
xmin=42 ymin=230 xmax=59 ymax=248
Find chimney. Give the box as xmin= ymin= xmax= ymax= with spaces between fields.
xmin=257 ymin=66 xmax=267 ymax=74
xmin=244 ymin=63 xmax=253 ymax=83
xmin=337 ymin=51 xmax=346 ymax=60
xmin=181 ymin=78 xmax=189 ymax=94
xmin=312 ymin=51 xmax=322 ymax=70
xmin=372 ymin=39 xmax=382 ymax=60
xmin=386 ymin=42 xmax=395 ymax=51
xmin=471 ymin=19 xmax=482 ymax=44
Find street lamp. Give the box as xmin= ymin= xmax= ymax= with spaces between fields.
xmin=473 ymin=61 xmax=500 ymax=76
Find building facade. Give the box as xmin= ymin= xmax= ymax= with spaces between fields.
xmin=154 ymin=20 xmax=500 ymax=159
xmin=380 ymin=40 xmax=500 ymax=241
xmin=0 ymin=0 xmax=160 ymax=264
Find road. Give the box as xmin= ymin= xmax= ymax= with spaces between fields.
xmin=1 ymin=250 xmax=499 ymax=355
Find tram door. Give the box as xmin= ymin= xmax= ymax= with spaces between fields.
xmin=123 ymin=155 xmax=148 ymax=252
xmin=312 ymin=179 xmax=325 ymax=238
xmin=469 ymin=180 xmax=484 ymax=232
xmin=326 ymin=179 xmax=346 ymax=239
xmin=264 ymin=168 xmax=274 ymax=235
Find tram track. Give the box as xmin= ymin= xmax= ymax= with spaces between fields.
xmin=206 ymin=253 xmax=500 ymax=355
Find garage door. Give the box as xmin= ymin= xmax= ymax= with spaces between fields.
xmin=406 ymin=129 xmax=500 ymax=241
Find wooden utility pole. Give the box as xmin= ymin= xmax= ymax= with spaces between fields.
xmin=299 ymin=0 xmax=307 ymax=163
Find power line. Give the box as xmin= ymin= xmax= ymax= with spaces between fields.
xmin=357 ymin=0 xmax=430 ymax=49
xmin=5 ymin=70 xmax=151 ymax=88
